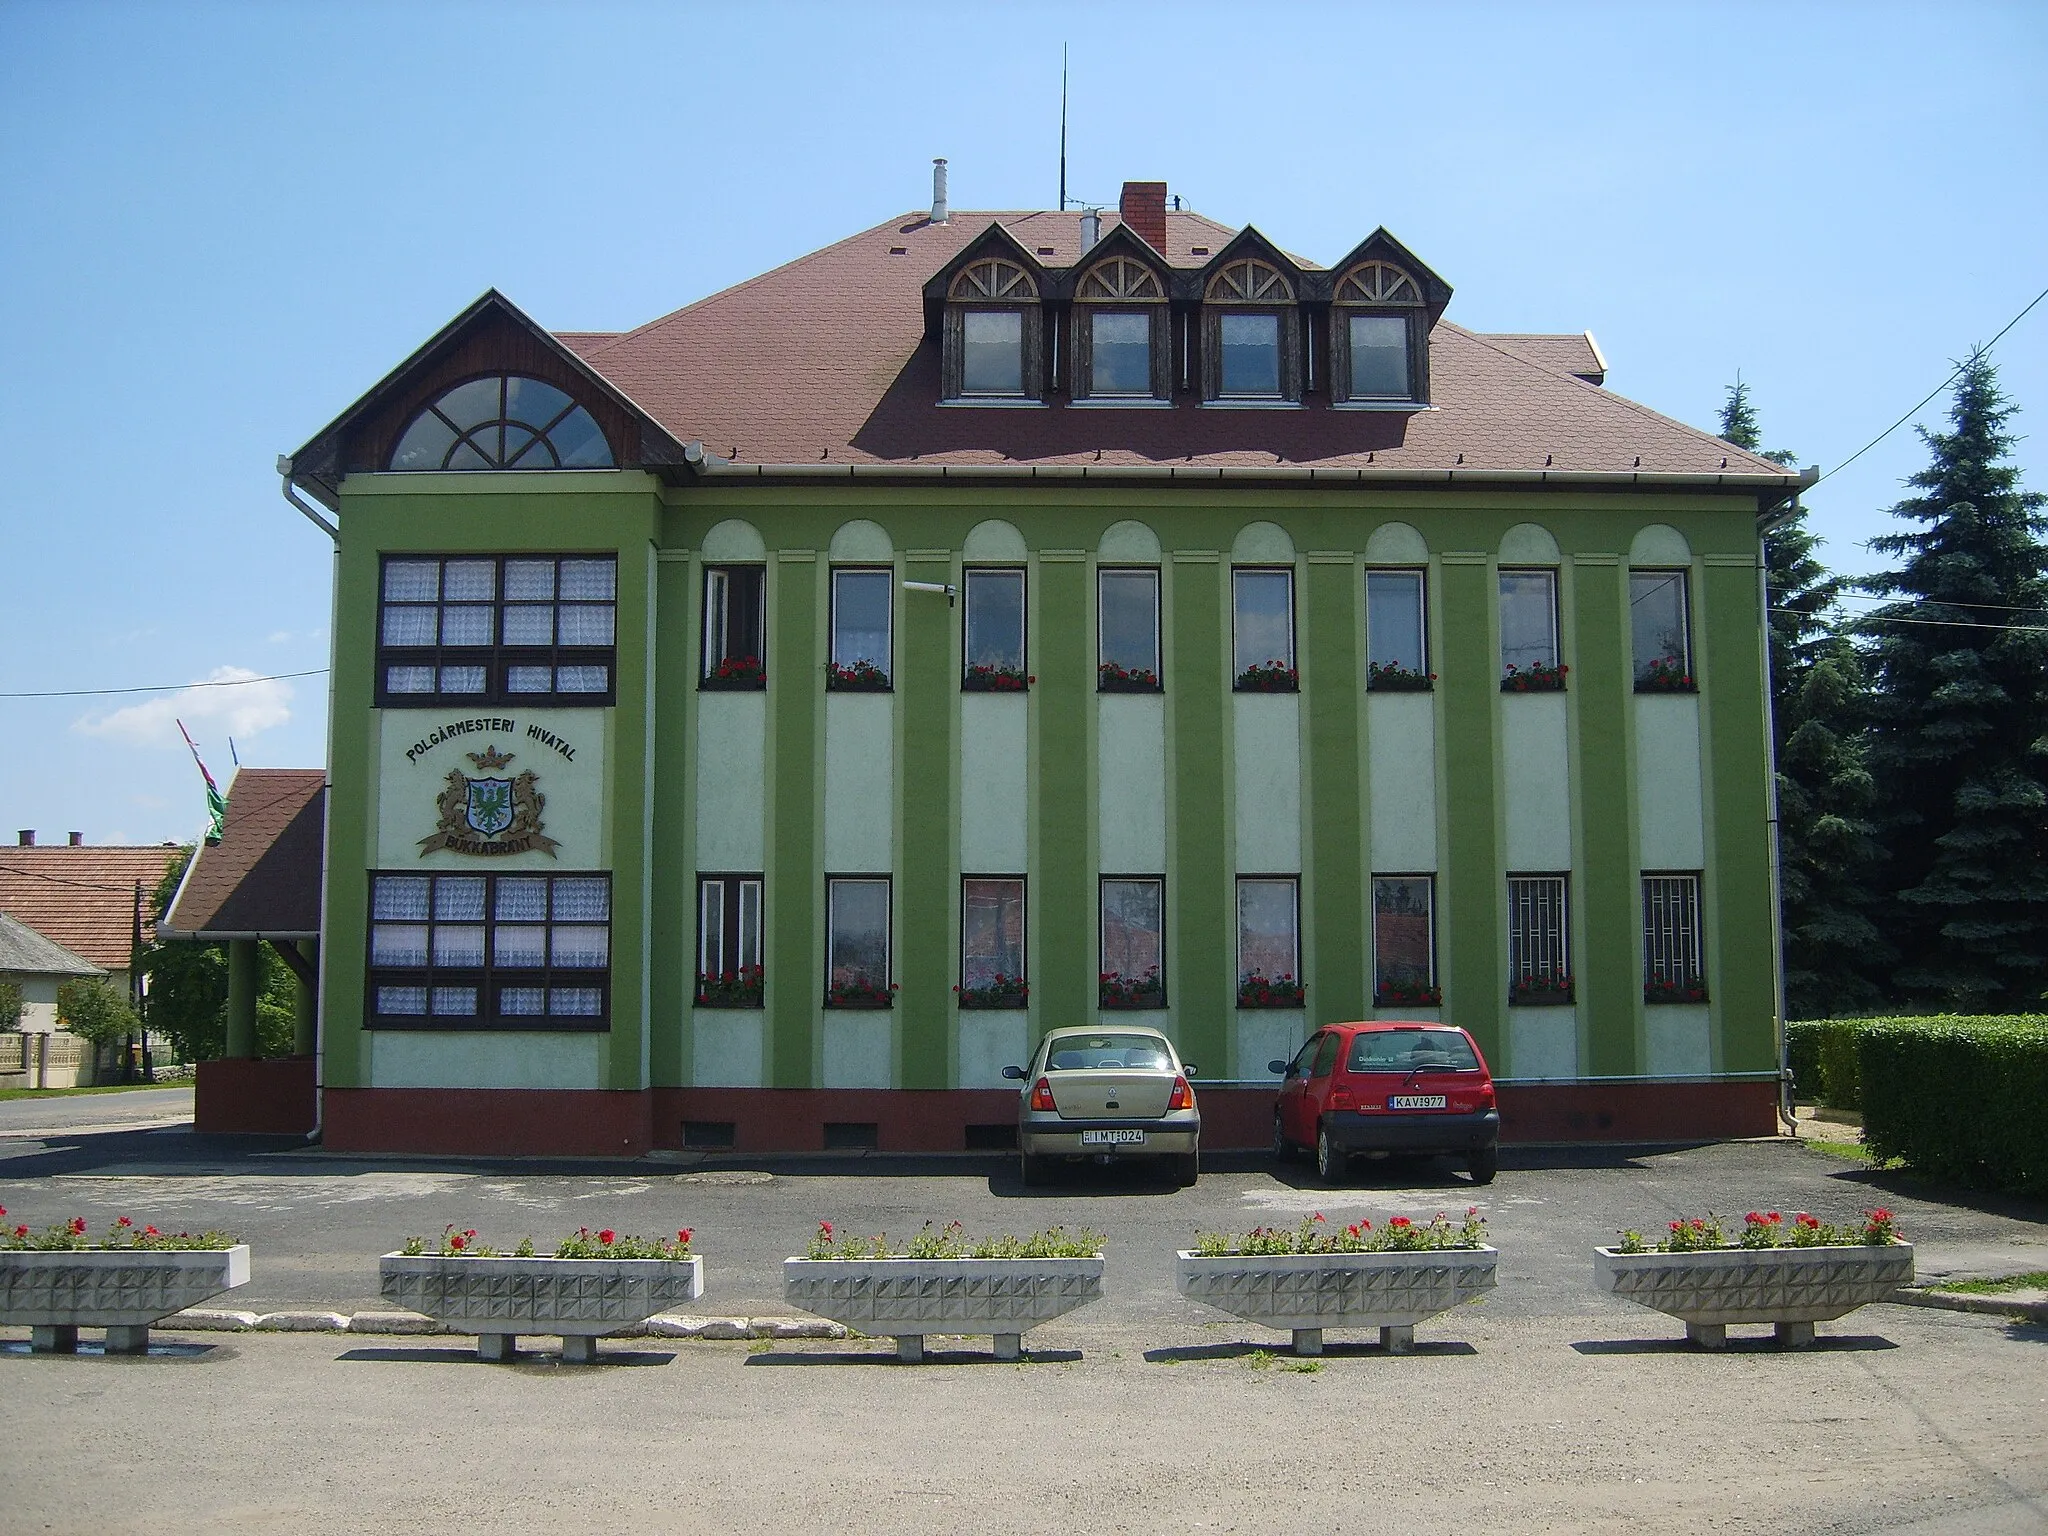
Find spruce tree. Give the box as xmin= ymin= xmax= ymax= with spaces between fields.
xmin=1862 ymin=352 xmax=2048 ymax=1008
xmin=1719 ymin=381 xmax=1885 ymax=1015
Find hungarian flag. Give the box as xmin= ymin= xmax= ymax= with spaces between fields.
xmin=176 ymin=720 xmax=227 ymax=843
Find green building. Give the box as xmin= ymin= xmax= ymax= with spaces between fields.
xmin=282 ymin=174 xmax=1809 ymax=1156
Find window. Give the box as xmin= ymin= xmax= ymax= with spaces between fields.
xmin=1347 ymin=1027 xmax=1479 ymax=1073
xmin=1311 ymin=1031 xmax=1342 ymax=1079
xmin=389 ymin=375 xmax=614 ymax=471
xmin=1089 ymin=312 xmax=1151 ymax=394
xmin=1499 ymin=569 xmax=1563 ymax=689
xmin=1236 ymin=877 xmax=1302 ymax=1007
xmin=1204 ymin=258 xmax=1299 ymax=402
xmin=1074 ymin=256 xmax=1166 ymax=400
xmin=825 ymin=877 xmax=892 ymax=1007
xmin=1099 ymin=877 xmax=1165 ymax=1008
xmin=1642 ymin=874 xmax=1707 ymax=1002
xmin=1372 ymin=875 xmax=1437 ymax=1006
xmin=963 ymin=568 xmax=1027 ymax=690
xmin=945 ymin=257 xmax=1041 ymax=402
xmin=1507 ymin=875 xmax=1572 ymax=1004
xmin=1232 ymin=569 xmax=1296 ymax=690
xmin=960 ymin=877 xmax=1026 ymax=1007
xmin=1365 ymin=569 xmax=1430 ymax=690
xmin=367 ymin=872 xmax=610 ymax=1030
xmin=829 ymin=569 xmax=892 ymax=689
xmin=696 ymin=875 xmax=762 ymax=1007
xmin=377 ymin=554 xmax=616 ymax=706
xmin=1098 ymin=568 xmax=1161 ymax=690
xmin=1630 ymin=570 xmax=1693 ymax=691
xmin=702 ymin=566 xmax=765 ymax=688
xmin=1334 ymin=261 xmax=1423 ymax=404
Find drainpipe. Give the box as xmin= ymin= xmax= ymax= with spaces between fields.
xmin=1756 ymin=490 xmax=1802 ymax=1136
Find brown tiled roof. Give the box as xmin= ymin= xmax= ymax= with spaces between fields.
xmin=162 ymin=769 xmax=326 ymax=940
xmin=0 ymin=910 xmax=103 ymax=979
xmin=1481 ymin=332 xmax=1606 ymax=384
xmin=0 ymin=845 xmax=181 ymax=970
xmin=565 ymin=209 xmax=1787 ymax=478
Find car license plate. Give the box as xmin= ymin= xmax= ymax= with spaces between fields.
xmin=1388 ymin=1094 xmax=1447 ymax=1110
xmin=1079 ymin=1129 xmax=1146 ymax=1146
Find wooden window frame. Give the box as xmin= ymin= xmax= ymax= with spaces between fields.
xmin=701 ymin=565 xmax=766 ymax=690
xmin=1099 ymin=875 xmax=1168 ymax=1009
xmin=696 ymin=874 xmax=764 ymax=1007
xmin=375 ymin=553 xmax=618 ymax=708
xmin=1096 ymin=566 xmax=1163 ymax=692
xmin=959 ymin=875 xmax=1028 ymax=1002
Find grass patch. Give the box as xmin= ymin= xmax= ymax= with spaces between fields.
xmin=1246 ymin=1348 xmax=1275 ymax=1371
xmin=1930 ymin=1272 xmax=2048 ymax=1295
xmin=1285 ymin=1358 xmax=1324 ymax=1374
xmin=0 ymin=1081 xmax=189 ymax=1102
xmin=1802 ymin=1138 xmax=1869 ymax=1162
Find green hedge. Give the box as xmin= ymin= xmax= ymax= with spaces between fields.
xmin=1786 ymin=1018 xmax=1872 ymax=1108
xmin=1857 ymin=1015 xmax=2048 ymax=1194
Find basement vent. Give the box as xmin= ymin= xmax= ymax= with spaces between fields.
xmin=683 ymin=1120 xmax=736 ymax=1150
xmin=823 ymin=1121 xmax=879 ymax=1151
xmin=964 ymin=1123 xmax=1018 ymax=1151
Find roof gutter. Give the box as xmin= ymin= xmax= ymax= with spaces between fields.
xmin=278 ymin=455 xmax=339 ymax=540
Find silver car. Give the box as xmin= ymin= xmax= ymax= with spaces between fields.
xmin=1004 ymin=1026 xmax=1200 ymax=1187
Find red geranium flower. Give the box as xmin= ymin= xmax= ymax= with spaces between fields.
xmin=12 ymin=1225 xmax=25 ymax=1239
xmin=117 ymin=1216 xmax=132 ymax=1227
xmin=449 ymin=1234 xmax=466 ymax=1251
xmin=1389 ymin=1216 xmax=1412 ymax=1229
xmin=69 ymin=1217 xmax=86 ymax=1235
xmin=599 ymin=1229 xmax=616 ymax=1245
xmin=677 ymin=1229 xmax=693 ymax=1244
xmin=143 ymin=1225 xmax=159 ymax=1236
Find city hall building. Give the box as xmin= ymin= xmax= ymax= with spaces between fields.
xmin=282 ymin=174 xmax=1809 ymax=1157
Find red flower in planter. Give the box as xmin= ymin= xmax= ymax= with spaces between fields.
xmin=68 ymin=1217 xmax=86 ymax=1235
xmin=677 ymin=1229 xmax=693 ymax=1245
xmin=599 ymin=1229 xmax=616 ymax=1245
xmin=449 ymin=1234 xmax=466 ymax=1251
xmin=117 ymin=1216 xmax=132 ymax=1228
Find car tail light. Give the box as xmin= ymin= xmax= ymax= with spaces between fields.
xmin=1329 ymin=1088 xmax=1354 ymax=1111
xmin=1167 ymin=1076 xmax=1194 ymax=1112
xmin=1029 ymin=1077 xmax=1056 ymax=1112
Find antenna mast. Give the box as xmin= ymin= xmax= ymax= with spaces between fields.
xmin=1059 ymin=44 xmax=1068 ymax=209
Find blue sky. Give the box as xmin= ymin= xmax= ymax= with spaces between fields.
xmin=1 ymin=0 xmax=2043 ymax=846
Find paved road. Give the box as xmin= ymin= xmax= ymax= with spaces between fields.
xmin=0 ymin=1085 xmax=192 ymax=1137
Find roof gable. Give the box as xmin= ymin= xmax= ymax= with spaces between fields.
xmin=161 ymin=770 xmax=326 ymax=940
xmin=1327 ymin=228 xmax=1453 ymax=323
xmin=0 ymin=911 xmax=103 ymax=979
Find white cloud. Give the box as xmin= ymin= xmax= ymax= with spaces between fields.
xmin=75 ymin=666 xmax=294 ymax=748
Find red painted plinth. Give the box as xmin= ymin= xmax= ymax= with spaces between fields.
xmin=1497 ymin=1080 xmax=1779 ymax=1143
xmin=194 ymin=1056 xmax=317 ymax=1136
xmin=322 ymin=1087 xmax=654 ymax=1158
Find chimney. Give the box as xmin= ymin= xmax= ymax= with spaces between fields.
xmin=68 ymin=832 xmax=83 ymax=847
xmin=1080 ymin=208 xmax=1100 ymax=252
xmin=16 ymin=830 xmax=33 ymax=847
xmin=1119 ymin=181 xmax=1168 ymax=253
xmin=931 ymin=158 xmax=949 ymax=224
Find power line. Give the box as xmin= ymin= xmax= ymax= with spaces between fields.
xmin=1810 ymin=282 xmax=2048 ymax=490
xmin=1837 ymin=590 xmax=2046 ymax=615
xmin=0 ymin=668 xmax=328 ymax=701
xmin=1772 ymin=605 xmax=2047 ymax=634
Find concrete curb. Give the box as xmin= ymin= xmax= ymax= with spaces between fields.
xmin=156 ymin=1308 xmax=850 ymax=1340
xmin=1888 ymin=1287 xmax=2048 ymax=1325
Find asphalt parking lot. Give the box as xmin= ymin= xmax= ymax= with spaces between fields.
xmin=2 ymin=1119 xmax=2045 ymax=1534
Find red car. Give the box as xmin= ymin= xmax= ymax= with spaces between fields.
xmin=1270 ymin=1021 xmax=1499 ymax=1185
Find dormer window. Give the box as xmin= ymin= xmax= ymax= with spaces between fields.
xmin=1335 ymin=260 xmax=1424 ymax=404
xmin=1073 ymin=256 xmax=1167 ymax=401
xmin=943 ymin=257 xmax=1042 ymax=402
xmin=1203 ymin=259 xmax=1300 ymax=403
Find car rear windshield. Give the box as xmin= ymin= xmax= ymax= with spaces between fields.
xmin=1347 ymin=1029 xmax=1480 ymax=1073
xmin=1045 ymin=1035 xmax=1175 ymax=1071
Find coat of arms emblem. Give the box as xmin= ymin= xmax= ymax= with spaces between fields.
xmin=419 ymin=744 xmax=559 ymax=857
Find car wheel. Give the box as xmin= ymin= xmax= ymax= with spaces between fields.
xmin=1316 ymin=1124 xmax=1348 ymax=1185
xmin=1174 ymin=1151 xmax=1199 ymax=1188
xmin=1271 ymin=1114 xmax=1296 ymax=1163
xmin=1468 ymin=1145 xmax=1498 ymax=1186
xmin=1020 ymin=1153 xmax=1044 ymax=1188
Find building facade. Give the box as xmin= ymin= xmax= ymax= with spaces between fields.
xmin=287 ymin=178 xmax=1808 ymax=1156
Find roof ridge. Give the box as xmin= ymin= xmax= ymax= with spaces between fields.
xmin=1438 ymin=322 xmax=1789 ymax=474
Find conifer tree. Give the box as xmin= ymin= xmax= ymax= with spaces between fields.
xmin=1862 ymin=352 xmax=2048 ymax=1007
xmin=1718 ymin=381 xmax=1885 ymax=1015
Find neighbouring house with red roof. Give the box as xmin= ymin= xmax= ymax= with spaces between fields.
xmin=280 ymin=168 xmax=1810 ymax=1158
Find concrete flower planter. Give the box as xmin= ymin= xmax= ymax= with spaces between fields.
xmin=0 ymin=1245 xmax=252 ymax=1353
xmin=1595 ymin=1243 xmax=1914 ymax=1348
xmin=1176 ymin=1247 xmax=1498 ymax=1356
xmin=783 ymin=1255 xmax=1105 ymax=1361
xmin=379 ymin=1253 xmax=705 ymax=1362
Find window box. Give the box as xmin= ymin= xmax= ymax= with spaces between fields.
xmin=695 ymin=965 xmax=763 ymax=1009
xmin=1234 ymin=663 xmax=1298 ymax=693
xmin=1636 ymin=656 xmax=1695 ymax=693
xmin=1177 ymin=1244 xmax=1496 ymax=1357
xmin=380 ymin=1250 xmax=704 ymax=1364
xmin=955 ymin=974 xmax=1029 ymax=1010
xmin=825 ymin=979 xmax=897 ymax=1009
xmin=701 ymin=655 xmax=765 ymax=690
xmin=1367 ymin=662 xmax=1434 ymax=692
xmin=1501 ymin=661 xmax=1568 ymax=693
xmin=1 ymin=1243 xmax=252 ymax=1355
xmin=1237 ymin=970 xmax=1305 ymax=1009
xmin=1374 ymin=980 xmax=1441 ymax=1008
xmin=784 ymin=1253 xmax=1104 ymax=1363
xmin=1509 ymin=975 xmax=1575 ymax=1007
xmin=1099 ymin=969 xmax=1165 ymax=1010
xmin=1644 ymin=975 xmax=1708 ymax=1005
xmin=1595 ymin=1241 xmax=1912 ymax=1350
xmin=1098 ymin=663 xmax=1160 ymax=692
xmin=962 ymin=664 xmax=1032 ymax=692
xmin=826 ymin=660 xmax=891 ymax=692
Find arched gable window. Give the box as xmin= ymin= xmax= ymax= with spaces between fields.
xmin=1334 ymin=261 xmax=1423 ymax=404
xmin=391 ymin=375 xmax=614 ymax=471
xmin=1202 ymin=259 xmax=1300 ymax=403
xmin=943 ymin=256 xmax=1043 ymax=402
xmin=1073 ymin=256 xmax=1168 ymax=401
